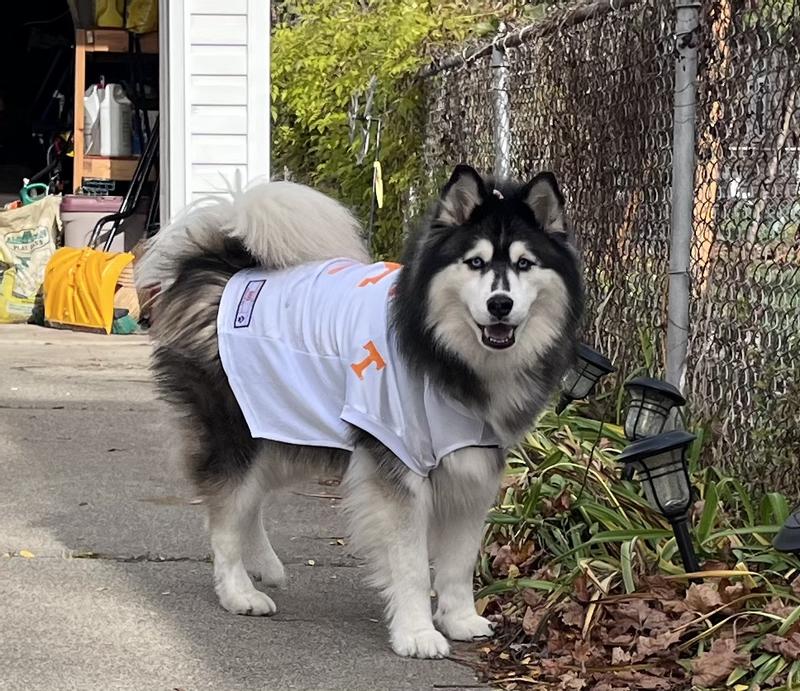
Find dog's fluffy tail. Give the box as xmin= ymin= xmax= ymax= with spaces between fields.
xmin=135 ymin=180 xmax=369 ymax=291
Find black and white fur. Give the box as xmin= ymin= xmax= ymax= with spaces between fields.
xmin=136 ymin=165 xmax=583 ymax=659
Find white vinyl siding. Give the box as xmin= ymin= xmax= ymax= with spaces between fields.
xmin=190 ymin=105 xmax=247 ymax=135
xmin=190 ymin=15 xmax=247 ymax=45
xmin=190 ymin=135 xmax=247 ymax=165
xmin=191 ymin=0 xmax=248 ymax=14
xmin=191 ymin=164 xmax=248 ymax=193
xmin=160 ymin=0 xmax=269 ymax=222
xmin=190 ymin=76 xmax=248 ymax=105
xmin=190 ymin=45 xmax=248 ymax=75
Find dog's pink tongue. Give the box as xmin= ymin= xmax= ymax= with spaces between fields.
xmin=486 ymin=324 xmax=514 ymax=339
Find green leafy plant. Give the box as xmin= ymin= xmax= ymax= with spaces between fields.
xmin=271 ymin=0 xmax=512 ymax=259
xmin=475 ymin=405 xmax=800 ymax=690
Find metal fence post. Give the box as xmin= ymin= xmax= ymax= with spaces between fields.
xmin=490 ymin=37 xmax=511 ymax=179
xmin=666 ymin=0 xmax=700 ymax=392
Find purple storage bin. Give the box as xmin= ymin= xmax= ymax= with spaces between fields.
xmin=61 ymin=195 xmax=126 ymax=251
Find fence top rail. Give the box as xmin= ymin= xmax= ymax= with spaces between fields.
xmin=418 ymin=0 xmax=641 ymax=79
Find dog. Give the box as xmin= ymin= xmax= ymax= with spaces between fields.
xmin=135 ymin=164 xmax=583 ymax=659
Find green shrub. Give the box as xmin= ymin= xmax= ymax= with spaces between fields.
xmin=271 ymin=0 xmax=507 ymax=258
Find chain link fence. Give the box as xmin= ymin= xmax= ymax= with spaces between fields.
xmin=420 ymin=0 xmax=800 ymax=499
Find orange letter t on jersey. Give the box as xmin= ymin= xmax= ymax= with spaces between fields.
xmin=350 ymin=340 xmax=386 ymax=380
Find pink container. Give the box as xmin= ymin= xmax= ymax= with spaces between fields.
xmin=61 ymin=195 xmax=148 ymax=252
xmin=61 ymin=195 xmax=122 ymax=214
xmin=62 ymin=195 xmax=123 ymax=250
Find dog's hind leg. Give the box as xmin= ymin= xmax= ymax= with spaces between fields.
xmin=343 ymin=446 xmax=449 ymax=659
xmin=242 ymin=499 xmax=287 ymax=588
xmin=208 ymin=469 xmax=277 ymax=616
xmin=430 ymin=447 xmax=504 ymax=641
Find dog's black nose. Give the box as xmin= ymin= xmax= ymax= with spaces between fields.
xmin=487 ymin=295 xmax=513 ymax=319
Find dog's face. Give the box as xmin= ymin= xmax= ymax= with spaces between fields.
xmin=419 ymin=165 xmax=581 ymax=365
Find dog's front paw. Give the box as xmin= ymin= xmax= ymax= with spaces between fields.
xmin=391 ymin=628 xmax=450 ymax=659
xmin=217 ymin=585 xmax=277 ymax=616
xmin=435 ymin=612 xmax=495 ymax=641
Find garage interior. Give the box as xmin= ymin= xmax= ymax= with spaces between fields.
xmin=0 ymin=1 xmax=159 ymax=231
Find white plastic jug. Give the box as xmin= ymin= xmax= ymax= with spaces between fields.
xmin=84 ymin=83 xmax=133 ymax=157
xmin=99 ymin=84 xmax=133 ymax=157
xmin=83 ymin=85 xmax=102 ymax=155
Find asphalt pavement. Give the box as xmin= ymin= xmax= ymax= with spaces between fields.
xmin=0 ymin=324 xmax=486 ymax=691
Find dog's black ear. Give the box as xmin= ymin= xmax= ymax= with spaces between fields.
xmin=435 ymin=164 xmax=487 ymax=226
xmin=523 ymin=172 xmax=567 ymax=237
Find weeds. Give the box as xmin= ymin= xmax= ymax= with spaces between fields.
xmin=475 ymin=405 xmax=800 ymax=690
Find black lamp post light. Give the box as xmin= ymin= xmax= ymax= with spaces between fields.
xmin=623 ymin=377 xmax=687 ymax=441
xmin=617 ymin=429 xmax=700 ymax=573
xmin=556 ymin=343 xmax=616 ymax=414
xmin=621 ymin=376 xmax=687 ymax=481
xmin=554 ymin=344 xmax=700 ymax=574
xmin=773 ymin=507 xmax=800 ymax=555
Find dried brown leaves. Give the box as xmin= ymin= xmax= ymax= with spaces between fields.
xmin=477 ymin=571 xmax=800 ymax=691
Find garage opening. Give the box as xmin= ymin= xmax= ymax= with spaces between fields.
xmin=0 ymin=4 xmax=75 ymax=204
xmin=0 ymin=1 xmax=160 ymax=244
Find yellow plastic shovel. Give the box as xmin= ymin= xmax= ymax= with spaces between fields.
xmin=43 ymin=246 xmax=134 ymax=334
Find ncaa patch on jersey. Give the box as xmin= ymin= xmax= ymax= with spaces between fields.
xmin=234 ymin=279 xmax=266 ymax=328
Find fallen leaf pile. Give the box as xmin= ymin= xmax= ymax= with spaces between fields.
xmin=467 ymin=409 xmax=800 ymax=691
xmin=470 ymin=572 xmax=800 ymax=690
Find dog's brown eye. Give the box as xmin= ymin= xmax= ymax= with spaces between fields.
xmin=466 ymin=257 xmax=485 ymax=270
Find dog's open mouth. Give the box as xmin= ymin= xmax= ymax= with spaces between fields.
xmin=480 ymin=323 xmax=516 ymax=349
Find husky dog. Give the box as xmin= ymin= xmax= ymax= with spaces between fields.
xmin=136 ymin=164 xmax=583 ymax=659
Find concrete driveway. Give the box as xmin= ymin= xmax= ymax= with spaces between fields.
xmin=0 ymin=325 xmax=485 ymax=691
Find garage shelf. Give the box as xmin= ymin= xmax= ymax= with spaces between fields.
xmin=72 ymin=28 xmax=158 ymax=192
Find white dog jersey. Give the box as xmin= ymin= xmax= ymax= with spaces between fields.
xmin=217 ymin=258 xmax=499 ymax=476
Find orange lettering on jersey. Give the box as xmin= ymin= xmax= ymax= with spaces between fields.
xmin=350 ymin=340 xmax=386 ymax=380
xmin=327 ymin=261 xmax=355 ymax=275
xmin=357 ymin=262 xmax=401 ymax=287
